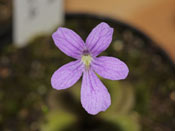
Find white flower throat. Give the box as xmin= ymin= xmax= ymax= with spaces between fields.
xmin=81 ymin=54 xmax=92 ymax=67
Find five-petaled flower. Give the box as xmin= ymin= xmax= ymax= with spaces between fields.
xmin=51 ymin=22 xmax=129 ymax=115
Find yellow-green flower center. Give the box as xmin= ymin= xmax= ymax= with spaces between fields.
xmin=81 ymin=55 xmax=92 ymax=67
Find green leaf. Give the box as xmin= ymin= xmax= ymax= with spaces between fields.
xmin=40 ymin=111 xmax=76 ymax=131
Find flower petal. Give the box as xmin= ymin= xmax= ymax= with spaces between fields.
xmin=85 ymin=22 xmax=113 ymax=56
xmin=52 ymin=27 xmax=85 ymax=59
xmin=92 ymin=56 xmax=129 ymax=80
xmin=81 ymin=69 xmax=111 ymax=115
xmin=51 ymin=60 xmax=83 ymax=90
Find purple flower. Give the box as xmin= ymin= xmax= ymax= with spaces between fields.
xmin=51 ymin=22 xmax=129 ymax=115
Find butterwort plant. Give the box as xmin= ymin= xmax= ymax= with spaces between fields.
xmin=51 ymin=22 xmax=129 ymax=115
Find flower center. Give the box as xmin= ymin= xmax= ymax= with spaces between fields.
xmin=81 ymin=54 xmax=92 ymax=67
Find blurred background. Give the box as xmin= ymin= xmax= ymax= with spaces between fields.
xmin=0 ymin=0 xmax=175 ymax=131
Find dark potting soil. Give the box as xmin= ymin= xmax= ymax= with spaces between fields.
xmin=0 ymin=14 xmax=174 ymax=131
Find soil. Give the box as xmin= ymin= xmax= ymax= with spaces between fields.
xmin=0 ymin=15 xmax=174 ymax=131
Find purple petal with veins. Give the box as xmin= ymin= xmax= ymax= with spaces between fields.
xmin=51 ymin=60 xmax=83 ymax=90
xmin=52 ymin=27 xmax=85 ymax=59
xmin=81 ymin=69 xmax=111 ymax=115
xmin=92 ymin=56 xmax=129 ymax=80
xmin=85 ymin=22 xmax=113 ymax=57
